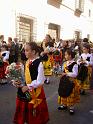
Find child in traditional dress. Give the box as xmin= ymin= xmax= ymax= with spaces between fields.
xmin=13 ymin=42 xmax=49 ymax=124
xmin=58 ymin=49 xmax=80 ymax=115
xmin=77 ymin=43 xmax=93 ymax=94
xmin=1 ymin=45 xmax=10 ymax=62
xmin=0 ymin=45 xmax=9 ymax=84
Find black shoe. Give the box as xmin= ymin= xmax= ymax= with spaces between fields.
xmin=58 ymin=105 xmax=67 ymax=110
xmin=44 ymin=80 xmax=50 ymax=84
xmin=44 ymin=80 xmax=47 ymax=83
xmin=80 ymin=90 xmax=86 ymax=95
xmin=69 ymin=109 xmax=75 ymax=115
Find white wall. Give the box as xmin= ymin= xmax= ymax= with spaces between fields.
xmin=45 ymin=0 xmax=93 ymax=41
xmin=13 ymin=0 xmax=47 ymax=41
xmin=0 ymin=0 xmax=93 ymax=42
xmin=0 ymin=0 xmax=15 ymax=41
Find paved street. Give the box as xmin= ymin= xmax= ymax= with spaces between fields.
xmin=0 ymin=76 xmax=93 ymax=124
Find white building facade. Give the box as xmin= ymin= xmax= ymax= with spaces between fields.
xmin=0 ymin=0 xmax=93 ymax=42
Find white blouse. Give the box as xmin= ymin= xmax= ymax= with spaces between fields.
xmin=77 ymin=53 xmax=93 ymax=66
xmin=27 ymin=61 xmax=45 ymax=89
xmin=63 ymin=60 xmax=78 ymax=78
xmin=1 ymin=51 xmax=10 ymax=61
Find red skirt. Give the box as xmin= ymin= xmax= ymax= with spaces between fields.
xmin=0 ymin=62 xmax=8 ymax=79
xmin=53 ymin=55 xmax=62 ymax=65
xmin=13 ymin=88 xmax=49 ymax=124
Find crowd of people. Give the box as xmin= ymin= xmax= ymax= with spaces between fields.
xmin=0 ymin=35 xmax=21 ymax=84
xmin=41 ymin=34 xmax=93 ymax=115
xmin=0 ymin=34 xmax=93 ymax=124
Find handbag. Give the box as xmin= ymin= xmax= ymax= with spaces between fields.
xmin=58 ymin=75 xmax=74 ymax=98
xmin=77 ymin=63 xmax=88 ymax=82
xmin=17 ymin=88 xmax=32 ymax=102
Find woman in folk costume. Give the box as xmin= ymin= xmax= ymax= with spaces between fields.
xmin=41 ymin=35 xmax=54 ymax=84
xmin=58 ymin=49 xmax=80 ymax=115
xmin=13 ymin=42 xmax=49 ymax=124
xmin=77 ymin=43 xmax=93 ymax=95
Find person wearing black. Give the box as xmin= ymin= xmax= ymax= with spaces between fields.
xmin=14 ymin=38 xmax=19 ymax=63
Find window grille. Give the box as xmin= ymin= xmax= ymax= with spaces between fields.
xmin=74 ymin=0 xmax=84 ymax=17
xmin=75 ymin=0 xmax=84 ymax=12
xmin=89 ymin=9 xmax=91 ymax=17
xmin=74 ymin=31 xmax=82 ymax=41
xmin=16 ymin=13 xmax=37 ymax=42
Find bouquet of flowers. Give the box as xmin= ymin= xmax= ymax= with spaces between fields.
xmin=53 ymin=50 xmax=62 ymax=63
xmin=5 ymin=62 xmax=31 ymax=102
xmin=53 ymin=49 xmax=60 ymax=55
xmin=5 ymin=63 xmax=24 ymax=84
xmin=53 ymin=63 xmax=62 ymax=75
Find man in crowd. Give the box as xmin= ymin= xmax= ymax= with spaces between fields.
xmin=8 ymin=37 xmax=19 ymax=64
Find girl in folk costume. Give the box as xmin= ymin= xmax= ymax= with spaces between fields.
xmin=13 ymin=42 xmax=49 ymax=124
xmin=77 ymin=43 xmax=93 ymax=94
xmin=58 ymin=49 xmax=80 ymax=114
xmin=1 ymin=45 xmax=10 ymax=63
xmin=0 ymin=45 xmax=9 ymax=84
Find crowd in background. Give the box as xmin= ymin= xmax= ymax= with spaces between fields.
xmin=0 ymin=34 xmax=93 ymax=84
xmin=40 ymin=34 xmax=93 ymax=115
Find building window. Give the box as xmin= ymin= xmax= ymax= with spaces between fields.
xmin=89 ymin=9 xmax=91 ymax=17
xmin=75 ymin=0 xmax=84 ymax=12
xmin=16 ymin=13 xmax=37 ymax=42
xmin=87 ymin=34 xmax=90 ymax=40
xmin=48 ymin=23 xmax=60 ymax=40
xmin=74 ymin=0 xmax=84 ymax=17
xmin=47 ymin=0 xmax=62 ymax=8
xmin=74 ymin=31 xmax=82 ymax=41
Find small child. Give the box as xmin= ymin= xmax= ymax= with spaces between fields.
xmin=0 ymin=45 xmax=9 ymax=84
xmin=1 ymin=45 xmax=10 ymax=62
xmin=58 ymin=49 xmax=80 ymax=115
xmin=77 ymin=43 xmax=93 ymax=94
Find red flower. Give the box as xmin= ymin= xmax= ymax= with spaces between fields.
xmin=15 ymin=64 xmax=21 ymax=70
xmin=29 ymin=60 xmax=32 ymax=65
xmin=5 ymin=69 xmax=10 ymax=74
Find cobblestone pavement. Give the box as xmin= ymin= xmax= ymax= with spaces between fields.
xmin=0 ymin=75 xmax=93 ymax=124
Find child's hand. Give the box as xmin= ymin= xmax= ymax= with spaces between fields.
xmin=61 ymin=72 xmax=66 ymax=77
xmin=12 ymin=80 xmax=21 ymax=88
xmin=80 ymin=60 xmax=86 ymax=64
xmin=22 ymin=86 xmax=29 ymax=93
